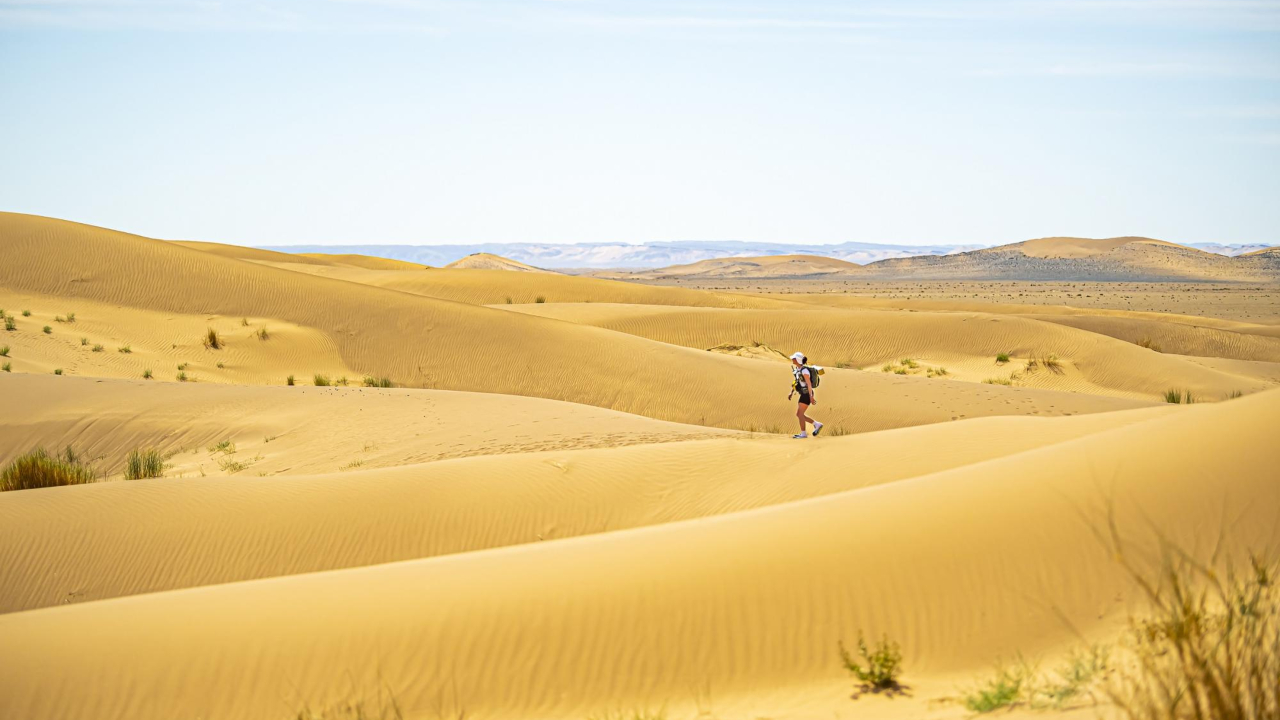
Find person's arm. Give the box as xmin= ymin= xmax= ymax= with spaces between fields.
xmin=804 ymin=371 xmax=816 ymax=405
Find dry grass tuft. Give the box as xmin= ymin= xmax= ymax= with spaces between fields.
xmin=203 ymin=327 xmax=223 ymax=349
xmin=1 ymin=447 xmax=96 ymax=492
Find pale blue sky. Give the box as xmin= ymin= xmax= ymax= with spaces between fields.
xmin=1 ymin=1 xmax=1277 ymax=246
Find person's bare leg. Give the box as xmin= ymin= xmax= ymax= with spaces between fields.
xmin=796 ymin=403 xmax=810 ymax=433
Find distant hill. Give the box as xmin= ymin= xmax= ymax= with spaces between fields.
xmin=857 ymin=236 xmax=1277 ymax=282
xmin=622 ymin=236 xmax=1280 ymax=282
xmin=1190 ymin=242 xmax=1278 ymax=257
xmin=624 ymin=254 xmax=863 ymax=280
xmin=444 ymin=253 xmax=552 ymax=273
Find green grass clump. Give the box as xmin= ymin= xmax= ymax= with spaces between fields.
xmin=43 ymin=325 xmax=52 ymax=334
xmin=881 ymin=363 xmax=894 ymax=373
xmin=0 ymin=345 xmax=8 ymax=357
xmin=286 ymin=374 xmax=295 ymax=386
xmin=983 ymin=376 xmax=1013 ymax=386
xmin=124 ymin=448 xmax=166 ymax=480
xmin=363 ymin=376 xmax=393 ymax=388
xmin=216 ymin=361 xmax=224 ymax=369
xmin=963 ymin=662 xmax=1031 ymax=713
xmin=535 ymin=295 xmax=547 ymax=303
xmin=55 ymin=315 xmax=66 ymax=323
xmin=118 ymin=345 xmax=131 ymax=353
xmin=1164 ymin=388 xmax=1191 ymax=404
xmin=143 ymin=368 xmax=153 ymax=379
xmin=91 ymin=344 xmax=104 ymax=352
xmin=241 ymin=317 xmax=250 ymax=326
xmin=203 ymin=327 xmax=222 ymax=349
xmin=208 ymin=440 xmax=236 ymax=455
xmin=927 ymin=366 xmax=948 ymax=377
xmin=177 ymin=362 xmax=188 ymax=371
xmin=257 ymin=327 xmax=270 ymax=340
xmin=900 ymin=358 xmax=919 ymax=369
xmin=314 ymin=374 xmax=331 ymax=387
xmin=1 ymin=447 xmax=95 ymax=491
xmin=176 ymin=371 xmax=189 ymax=382
xmin=53 ymin=368 xmax=63 ymax=375
xmin=1227 ymin=389 xmax=1244 ymax=400
xmin=996 ymin=352 xmax=1010 ymax=364
xmin=21 ymin=309 xmax=31 ymax=317
xmin=66 ymin=312 xmax=75 ymax=323
xmin=80 ymin=337 xmax=88 ymax=346
xmin=505 ymin=296 xmax=512 ymax=304
xmin=893 ymin=367 xmax=908 ymax=375
xmin=336 ymin=376 xmax=349 ymax=386
xmin=839 ymin=632 xmax=904 ymax=692
xmin=2 ymin=362 xmax=10 ymax=372
xmin=4 ymin=317 xmax=15 ymax=331
xmin=1043 ymin=353 xmax=1063 ymax=372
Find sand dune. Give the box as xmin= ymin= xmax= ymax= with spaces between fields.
xmin=507 ymin=302 xmax=1273 ymax=400
xmin=628 ymin=253 xmax=864 ymax=279
xmin=1 ymin=388 xmax=1275 ymax=720
xmin=444 ymin=252 xmax=551 ymax=272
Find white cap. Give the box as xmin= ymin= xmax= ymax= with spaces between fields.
xmin=790 ymin=352 xmax=805 ymax=362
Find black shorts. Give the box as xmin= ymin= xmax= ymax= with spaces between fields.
xmin=797 ymin=393 xmax=812 ymax=405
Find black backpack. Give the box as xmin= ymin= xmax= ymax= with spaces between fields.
xmin=794 ymin=365 xmax=820 ymax=391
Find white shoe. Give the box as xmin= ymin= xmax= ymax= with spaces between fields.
xmin=813 ymin=422 xmax=824 ymax=436
xmin=792 ymin=433 xmax=808 ymax=439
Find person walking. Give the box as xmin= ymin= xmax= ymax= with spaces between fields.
xmin=788 ymin=351 xmax=823 ymax=439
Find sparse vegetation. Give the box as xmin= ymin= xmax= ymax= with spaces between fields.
xmin=363 ymin=376 xmax=393 ymax=388
xmin=286 ymin=374 xmax=295 ymax=386
xmin=963 ymin=661 xmax=1032 ymax=713
xmin=203 ymin=327 xmax=222 ymax=349
xmin=983 ymin=376 xmax=1013 ymax=386
xmin=1 ymin=447 xmax=95 ymax=491
xmin=1043 ymin=353 xmax=1063 ymax=372
xmin=900 ymin=358 xmax=919 ymax=369
xmin=839 ymin=632 xmax=904 ymax=693
xmin=21 ymin=309 xmax=31 ymax=317
xmin=177 ymin=362 xmax=188 ymax=371
xmin=0 ymin=345 xmax=7 ymax=357
xmin=55 ymin=315 xmax=66 ymax=323
xmin=42 ymin=325 xmax=52 ymax=334
xmin=118 ymin=345 xmax=131 ymax=353
xmin=893 ymin=367 xmax=908 ymax=375
xmin=2 ymin=362 xmax=9 ymax=372
xmin=996 ymin=352 xmax=1010 ymax=364
xmin=80 ymin=337 xmax=88 ymax=345
xmin=176 ymin=371 xmax=189 ymax=382
xmin=535 ymin=295 xmax=547 ymax=303
xmin=53 ymin=368 xmax=62 ymax=375
xmin=66 ymin=312 xmax=75 ymax=323
xmin=882 ymin=363 xmax=894 ymax=373
xmin=208 ymin=440 xmax=236 ymax=455
xmin=124 ymin=448 xmax=166 ymax=480
xmin=927 ymin=366 xmax=948 ymax=377
xmin=314 ymin=374 xmax=331 ymax=387
xmin=143 ymin=368 xmax=153 ymax=379
xmin=1137 ymin=337 xmax=1162 ymax=352
xmin=257 ymin=327 xmax=270 ymax=340
xmin=241 ymin=317 xmax=250 ymax=326
xmin=91 ymin=344 xmax=104 ymax=352
xmin=505 ymin=296 xmax=512 ymax=304
xmin=4 ymin=316 xmax=15 ymax=331
xmin=336 ymin=376 xmax=349 ymax=386
xmin=1227 ymin=389 xmax=1244 ymax=400
xmin=216 ymin=361 xmax=224 ymax=369
xmin=1163 ymin=388 xmax=1195 ymax=404
xmin=836 ymin=360 xmax=855 ymax=369
xmin=340 ymin=459 xmax=364 ymax=471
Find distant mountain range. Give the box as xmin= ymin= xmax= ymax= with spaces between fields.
xmin=1187 ymin=243 xmax=1278 ymax=257
xmin=259 ymin=240 xmax=983 ymax=270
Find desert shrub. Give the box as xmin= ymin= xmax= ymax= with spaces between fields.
xmin=216 ymin=361 xmax=224 ymax=369
xmin=1102 ymin=530 xmax=1279 ymax=720
xmin=839 ymin=632 xmax=904 ymax=691
xmin=336 ymin=376 xmax=349 ymax=386
xmin=176 ymin=371 xmax=188 ymax=382
xmin=80 ymin=337 xmax=88 ymax=346
xmin=535 ymin=295 xmax=547 ymax=303
xmin=996 ymin=352 xmax=1010 ymax=364
xmin=124 ymin=448 xmax=165 ymax=480
xmin=53 ymin=368 xmax=62 ymax=375
xmin=363 ymin=376 xmax=393 ymax=388
xmin=2 ymin=362 xmax=10 ymax=372
xmin=0 ymin=345 xmax=7 ymax=357
xmin=21 ymin=309 xmax=31 ymax=317
xmin=208 ymin=440 xmax=236 ymax=455
xmin=177 ymin=362 xmax=188 ymax=371
xmin=66 ymin=312 xmax=75 ymax=323
xmin=984 ymin=376 xmax=1013 ymax=386
xmin=42 ymin=325 xmax=52 ymax=334
xmin=1137 ymin=337 xmax=1162 ymax=352
xmin=314 ymin=374 xmax=331 ymax=387
xmin=836 ymin=360 xmax=854 ymax=369
xmin=893 ymin=367 xmax=908 ymax=375
xmin=881 ymin=363 xmax=894 ymax=373
xmin=900 ymin=358 xmax=919 ymax=369
xmin=142 ymin=368 xmax=153 ymax=379
xmin=118 ymin=345 xmax=131 ymax=353
xmin=55 ymin=315 xmax=66 ymax=323
xmin=1164 ymin=389 xmax=1184 ymax=404
xmin=1034 ymin=645 xmax=1109 ymax=710
xmin=1025 ymin=357 xmax=1039 ymax=373
xmin=1044 ymin=354 xmax=1063 ymax=372
xmin=4 ymin=317 xmax=15 ymax=331
xmin=91 ymin=344 xmax=104 ymax=352
xmin=241 ymin=317 xmax=250 ymax=326
xmin=257 ymin=327 xmax=270 ymax=340
xmin=505 ymin=296 xmax=512 ymax=304
xmin=1 ymin=447 xmax=95 ymax=491
xmin=1227 ymin=389 xmax=1244 ymax=400
xmin=964 ymin=662 xmax=1032 ymax=713
xmin=927 ymin=367 xmax=949 ymax=377
xmin=203 ymin=328 xmax=222 ymax=349
xmin=286 ymin=374 xmax=295 ymax=386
